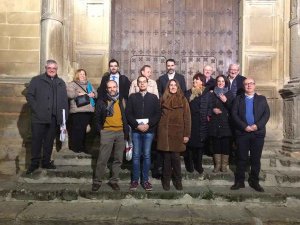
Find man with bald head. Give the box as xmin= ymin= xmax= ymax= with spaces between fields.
xmin=230 ymin=78 xmax=270 ymax=192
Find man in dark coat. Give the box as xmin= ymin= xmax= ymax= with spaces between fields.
xmin=203 ymin=65 xmax=215 ymax=91
xmin=231 ymin=78 xmax=270 ymax=192
xmin=157 ymin=58 xmax=187 ymax=96
xmin=92 ymin=80 xmax=129 ymax=192
xmin=97 ymin=59 xmax=131 ymax=101
xmin=26 ymin=59 xmax=69 ymax=174
xmin=227 ymin=63 xmax=246 ymax=98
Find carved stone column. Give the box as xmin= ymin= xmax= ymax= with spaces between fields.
xmin=279 ymin=0 xmax=300 ymax=153
xmin=40 ymin=0 xmax=64 ymax=75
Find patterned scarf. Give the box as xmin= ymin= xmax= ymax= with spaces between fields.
xmin=106 ymin=92 xmax=119 ymax=117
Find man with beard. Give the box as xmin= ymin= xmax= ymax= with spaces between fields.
xmin=157 ymin=58 xmax=186 ymax=96
xmin=97 ymin=59 xmax=131 ymax=101
xmin=92 ymin=80 xmax=129 ymax=191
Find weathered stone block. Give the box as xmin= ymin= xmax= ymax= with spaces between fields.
xmin=0 ymin=37 xmax=9 ymax=49
xmin=10 ymin=37 xmax=40 ymax=50
xmin=0 ymin=62 xmax=39 ymax=76
xmin=7 ymin=12 xmax=40 ymax=24
xmin=0 ymin=0 xmax=41 ymax=12
xmin=0 ymin=24 xmax=39 ymax=37
xmin=0 ymin=12 xmax=6 ymax=23
xmin=0 ymin=50 xmax=39 ymax=63
xmin=0 ymin=99 xmax=27 ymax=113
xmin=0 ymin=160 xmax=17 ymax=175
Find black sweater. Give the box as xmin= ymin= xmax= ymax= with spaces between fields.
xmin=126 ymin=92 xmax=161 ymax=133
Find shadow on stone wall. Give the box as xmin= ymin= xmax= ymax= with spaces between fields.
xmin=17 ymin=87 xmax=31 ymax=171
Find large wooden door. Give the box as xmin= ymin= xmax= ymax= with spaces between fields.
xmin=111 ymin=0 xmax=239 ymax=88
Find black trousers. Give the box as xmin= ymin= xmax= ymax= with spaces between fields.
xmin=212 ymin=136 xmax=231 ymax=155
xmin=162 ymin=151 xmax=181 ymax=182
xmin=69 ymin=112 xmax=92 ymax=152
xmin=235 ymin=133 xmax=265 ymax=183
xmin=183 ymin=146 xmax=204 ymax=174
xmin=31 ymin=116 xmax=57 ymax=167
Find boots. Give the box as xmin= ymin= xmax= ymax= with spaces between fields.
xmin=162 ymin=177 xmax=171 ymax=191
xmin=221 ymin=154 xmax=229 ymax=172
xmin=213 ymin=154 xmax=221 ymax=173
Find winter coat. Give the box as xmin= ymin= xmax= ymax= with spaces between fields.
xmin=186 ymin=88 xmax=212 ymax=147
xmin=208 ymin=90 xmax=234 ymax=137
xmin=67 ymin=81 xmax=97 ymax=114
xmin=231 ymin=93 xmax=270 ymax=137
xmin=157 ymin=94 xmax=191 ymax=152
xmin=129 ymin=79 xmax=159 ymax=98
xmin=26 ymin=73 xmax=68 ymax=125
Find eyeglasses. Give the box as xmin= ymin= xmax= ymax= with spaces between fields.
xmin=46 ymin=67 xmax=58 ymax=70
xmin=244 ymin=82 xmax=255 ymax=86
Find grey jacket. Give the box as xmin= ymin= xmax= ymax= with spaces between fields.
xmin=26 ymin=73 xmax=69 ymax=125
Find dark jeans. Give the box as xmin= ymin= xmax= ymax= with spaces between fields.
xmin=211 ymin=136 xmax=231 ymax=155
xmin=69 ymin=112 xmax=93 ymax=152
xmin=162 ymin=151 xmax=181 ymax=182
xmin=235 ymin=133 xmax=265 ymax=183
xmin=30 ymin=116 xmax=57 ymax=167
xmin=183 ymin=146 xmax=204 ymax=174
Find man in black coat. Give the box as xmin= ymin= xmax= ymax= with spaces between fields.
xmin=97 ymin=59 xmax=131 ymax=101
xmin=26 ymin=59 xmax=69 ymax=174
xmin=230 ymin=78 xmax=270 ymax=192
xmin=227 ymin=63 xmax=246 ymax=98
xmin=203 ymin=64 xmax=215 ymax=90
xmin=157 ymin=58 xmax=186 ymax=96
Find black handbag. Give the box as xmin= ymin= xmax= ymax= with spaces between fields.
xmin=74 ymin=82 xmax=90 ymax=107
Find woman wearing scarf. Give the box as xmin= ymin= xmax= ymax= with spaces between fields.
xmin=67 ymin=69 xmax=97 ymax=153
xmin=184 ymin=73 xmax=212 ymax=179
xmin=157 ymin=79 xmax=191 ymax=191
xmin=208 ymin=75 xmax=234 ymax=172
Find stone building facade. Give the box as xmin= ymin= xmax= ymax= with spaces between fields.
xmin=0 ymin=0 xmax=297 ymax=175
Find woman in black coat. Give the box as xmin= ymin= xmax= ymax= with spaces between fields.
xmin=184 ymin=73 xmax=212 ymax=176
xmin=208 ymin=75 xmax=234 ymax=172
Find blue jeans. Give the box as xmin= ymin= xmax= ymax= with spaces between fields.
xmin=132 ymin=132 xmax=154 ymax=183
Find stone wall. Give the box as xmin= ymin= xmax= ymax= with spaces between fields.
xmin=0 ymin=0 xmax=41 ymax=175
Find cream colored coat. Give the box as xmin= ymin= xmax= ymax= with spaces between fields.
xmin=129 ymin=78 xmax=159 ymax=98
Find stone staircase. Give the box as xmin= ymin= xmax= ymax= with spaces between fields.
xmin=0 ymin=147 xmax=299 ymax=203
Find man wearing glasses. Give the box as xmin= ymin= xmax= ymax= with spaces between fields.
xmin=26 ymin=59 xmax=68 ymax=174
xmin=230 ymin=78 xmax=270 ymax=192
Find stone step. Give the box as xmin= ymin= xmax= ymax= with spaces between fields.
xmin=1 ymin=181 xmax=300 ymax=203
xmin=18 ymin=165 xmax=300 ymax=188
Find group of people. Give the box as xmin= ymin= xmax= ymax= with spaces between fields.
xmin=26 ymin=58 xmax=270 ymax=193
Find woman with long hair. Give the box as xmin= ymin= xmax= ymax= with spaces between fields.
xmin=157 ymin=79 xmax=191 ymax=190
xmin=67 ymin=69 xmax=97 ymax=153
xmin=184 ymin=73 xmax=212 ymax=178
xmin=208 ymin=75 xmax=234 ymax=172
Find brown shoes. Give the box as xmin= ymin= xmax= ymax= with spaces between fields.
xmin=107 ymin=182 xmax=120 ymax=191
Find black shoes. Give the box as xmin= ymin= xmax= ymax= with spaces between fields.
xmin=230 ymin=182 xmax=245 ymax=190
xmin=26 ymin=165 xmax=39 ymax=174
xmin=249 ymin=181 xmax=264 ymax=192
xmin=173 ymin=180 xmax=183 ymax=190
xmin=107 ymin=182 xmax=120 ymax=191
xmin=92 ymin=183 xmax=101 ymax=191
xmin=41 ymin=163 xmax=56 ymax=169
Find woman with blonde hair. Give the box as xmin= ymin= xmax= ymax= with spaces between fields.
xmin=67 ymin=69 xmax=97 ymax=153
xmin=157 ymin=79 xmax=191 ymax=190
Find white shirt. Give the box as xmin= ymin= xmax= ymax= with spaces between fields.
xmin=110 ymin=73 xmax=120 ymax=90
xmin=168 ymin=72 xmax=175 ymax=80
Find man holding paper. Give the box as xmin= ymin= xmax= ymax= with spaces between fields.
xmin=126 ymin=75 xmax=161 ymax=191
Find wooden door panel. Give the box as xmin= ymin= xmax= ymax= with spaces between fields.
xmin=111 ymin=0 xmax=239 ymax=82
